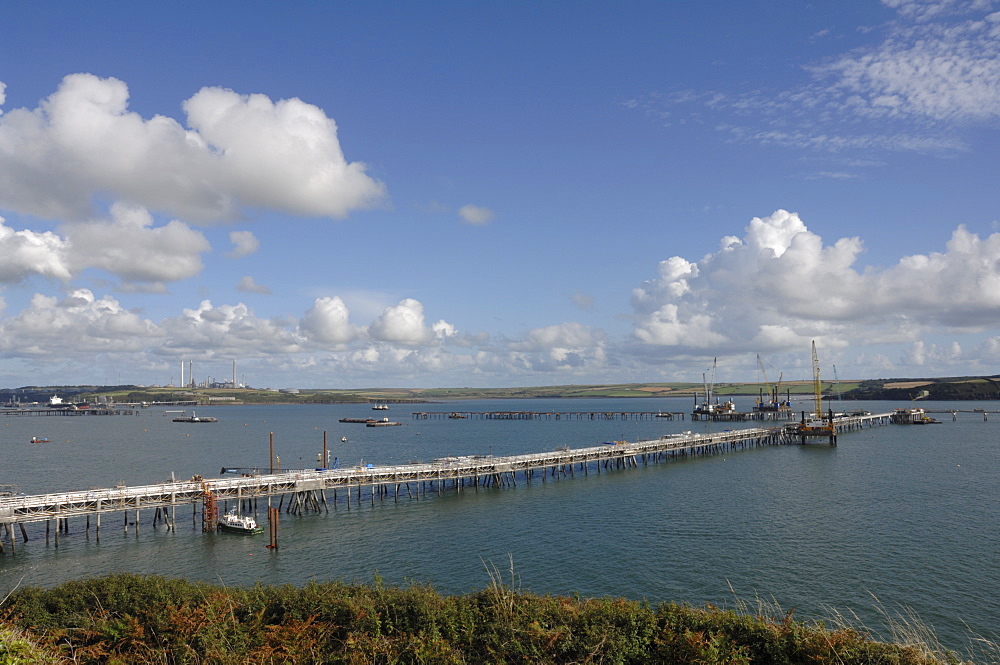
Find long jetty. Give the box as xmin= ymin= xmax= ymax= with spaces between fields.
xmin=0 ymin=412 xmax=893 ymax=554
xmin=410 ymin=409 xmax=797 ymax=422
xmin=0 ymin=407 xmax=139 ymax=417
xmin=411 ymin=410 xmax=687 ymax=421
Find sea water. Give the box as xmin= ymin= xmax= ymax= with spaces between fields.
xmin=1 ymin=397 xmax=997 ymax=656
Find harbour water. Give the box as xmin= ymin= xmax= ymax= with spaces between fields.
xmin=1 ymin=397 xmax=998 ymax=656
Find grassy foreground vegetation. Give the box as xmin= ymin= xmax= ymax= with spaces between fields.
xmin=0 ymin=573 xmax=971 ymax=664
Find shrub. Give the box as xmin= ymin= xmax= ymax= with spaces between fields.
xmin=1 ymin=574 xmax=964 ymax=664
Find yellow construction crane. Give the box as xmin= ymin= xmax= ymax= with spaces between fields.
xmin=798 ymin=340 xmax=837 ymax=444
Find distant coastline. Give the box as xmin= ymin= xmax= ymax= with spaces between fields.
xmin=4 ymin=374 xmax=1000 ymax=407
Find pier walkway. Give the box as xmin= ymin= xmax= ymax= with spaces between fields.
xmin=0 ymin=412 xmax=894 ymax=554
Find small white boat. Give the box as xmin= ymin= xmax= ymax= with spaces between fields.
xmin=173 ymin=411 xmax=218 ymax=423
xmin=218 ymin=510 xmax=263 ymax=534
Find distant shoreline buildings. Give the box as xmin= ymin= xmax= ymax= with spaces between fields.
xmin=166 ymin=359 xmax=249 ymax=390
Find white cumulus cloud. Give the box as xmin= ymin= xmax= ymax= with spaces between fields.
xmin=160 ymin=300 xmax=302 ymax=356
xmin=0 ymin=73 xmax=385 ymax=223
xmin=0 ymin=216 xmax=71 ymax=282
xmin=631 ymin=209 xmax=1000 ymax=358
xmin=0 ymin=205 xmax=210 ymax=286
xmin=0 ymin=289 xmax=158 ymax=355
xmin=182 ymin=85 xmax=386 ymax=219
xmin=300 ymin=296 xmax=360 ymax=345
xmin=66 ymin=203 xmax=210 ymax=283
xmin=432 ymin=319 xmax=458 ymax=339
xmin=369 ymin=298 xmax=451 ymax=344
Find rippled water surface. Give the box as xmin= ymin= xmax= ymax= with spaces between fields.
xmin=2 ymin=397 xmax=997 ymax=654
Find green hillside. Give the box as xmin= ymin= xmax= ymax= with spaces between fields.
xmin=5 ymin=375 xmax=1000 ymax=406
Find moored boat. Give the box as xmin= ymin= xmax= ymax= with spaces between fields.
xmin=218 ymin=510 xmax=263 ymax=534
xmin=172 ymin=411 xmax=218 ymax=423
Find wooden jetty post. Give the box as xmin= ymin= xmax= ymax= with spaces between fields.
xmin=267 ymin=506 xmax=279 ymax=549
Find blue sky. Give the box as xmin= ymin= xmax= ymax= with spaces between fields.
xmin=1 ymin=0 xmax=999 ymax=389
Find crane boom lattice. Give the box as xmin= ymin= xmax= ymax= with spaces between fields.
xmin=797 ymin=341 xmax=837 ymax=445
